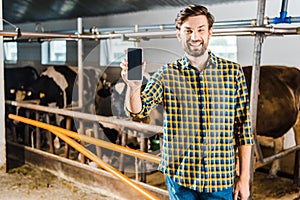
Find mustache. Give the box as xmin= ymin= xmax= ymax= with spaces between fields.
xmin=187 ymin=40 xmax=203 ymax=46
xmin=187 ymin=38 xmax=202 ymax=43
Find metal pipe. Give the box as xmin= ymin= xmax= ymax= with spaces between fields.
xmin=0 ymin=30 xmax=82 ymax=39
xmin=77 ymin=17 xmax=85 ymax=163
xmin=96 ymin=26 xmax=299 ymax=39
xmin=1 ymin=25 xmax=300 ymax=42
xmin=274 ymin=0 xmax=291 ymax=24
xmin=6 ymin=100 xmax=163 ymax=135
xmin=35 ymin=112 xmax=41 ymax=149
xmin=89 ymin=24 xmax=175 ymax=33
xmin=290 ymin=17 xmax=300 ymax=24
xmin=77 ymin=17 xmax=83 ymax=108
xmin=270 ymin=16 xmax=300 ymax=24
xmin=8 ymin=114 xmax=160 ymax=200
xmin=281 ymin=0 xmax=289 ymax=12
xmin=212 ymin=26 xmax=299 ymax=35
xmin=0 ymin=0 xmax=6 ymax=169
xmin=214 ymin=19 xmax=255 ymax=27
xmin=255 ymin=145 xmax=300 ymax=169
xmin=249 ymin=0 xmax=267 ymax=198
xmin=251 ymin=0 xmax=266 ymax=163
xmin=93 ymin=122 xmax=102 ymax=158
xmin=89 ymin=15 xmax=299 ymax=33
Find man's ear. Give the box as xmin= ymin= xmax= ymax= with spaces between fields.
xmin=176 ymin=29 xmax=181 ymax=42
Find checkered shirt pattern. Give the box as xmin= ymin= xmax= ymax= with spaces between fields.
xmin=131 ymin=51 xmax=253 ymax=193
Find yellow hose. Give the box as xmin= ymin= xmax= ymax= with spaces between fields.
xmin=9 ymin=114 xmax=160 ymax=164
xmin=9 ymin=114 xmax=160 ymax=200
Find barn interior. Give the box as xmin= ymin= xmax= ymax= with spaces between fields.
xmin=1 ymin=0 xmax=300 ymax=199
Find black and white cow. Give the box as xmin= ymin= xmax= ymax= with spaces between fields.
xmin=14 ymin=65 xmax=108 ymax=147
xmin=11 ymin=65 xmax=78 ymax=147
xmin=22 ymin=65 xmax=77 ymax=108
xmin=17 ymin=65 xmax=107 ymax=110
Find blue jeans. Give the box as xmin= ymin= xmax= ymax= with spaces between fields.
xmin=166 ymin=176 xmax=233 ymax=200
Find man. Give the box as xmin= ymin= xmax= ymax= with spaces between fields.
xmin=120 ymin=4 xmax=253 ymax=200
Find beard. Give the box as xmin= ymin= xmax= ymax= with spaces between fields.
xmin=183 ymin=39 xmax=207 ymax=57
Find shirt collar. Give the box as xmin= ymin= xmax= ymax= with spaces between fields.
xmin=180 ymin=50 xmax=218 ymax=71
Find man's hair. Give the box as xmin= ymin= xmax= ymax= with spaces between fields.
xmin=175 ymin=4 xmax=215 ymax=30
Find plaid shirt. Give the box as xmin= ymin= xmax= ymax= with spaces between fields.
xmin=131 ymin=51 xmax=253 ymax=193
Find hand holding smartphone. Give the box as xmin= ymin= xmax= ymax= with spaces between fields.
xmin=127 ymin=48 xmax=143 ymax=81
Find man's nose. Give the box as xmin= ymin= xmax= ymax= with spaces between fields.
xmin=191 ymin=31 xmax=200 ymax=41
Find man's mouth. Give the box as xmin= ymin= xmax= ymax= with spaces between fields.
xmin=189 ymin=41 xmax=202 ymax=48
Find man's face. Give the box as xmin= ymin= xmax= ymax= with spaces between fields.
xmin=176 ymin=15 xmax=212 ymax=57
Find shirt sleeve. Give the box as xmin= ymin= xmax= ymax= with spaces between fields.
xmin=234 ymin=66 xmax=254 ymax=146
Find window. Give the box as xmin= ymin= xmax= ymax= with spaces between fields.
xmin=4 ymin=42 xmax=18 ymax=63
xmin=208 ymin=36 xmax=237 ymax=62
xmin=42 ymin=40 xmax=66 ymax=64
xmin=100 ymin=38 xmax=135 ymax=66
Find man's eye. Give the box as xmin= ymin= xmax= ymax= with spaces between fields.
xmin=185 ymin=30 xmax=192 ymax=34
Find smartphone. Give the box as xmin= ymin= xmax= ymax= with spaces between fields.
xmin=127 ymin=48 xmax=143 ymax=81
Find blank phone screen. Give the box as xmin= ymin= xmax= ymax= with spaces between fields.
xmin=127 ymin=48 xmax=142 ymax=80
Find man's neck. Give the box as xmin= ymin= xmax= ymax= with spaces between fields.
xmin=186 ymin=50 xmax=209 ymax=71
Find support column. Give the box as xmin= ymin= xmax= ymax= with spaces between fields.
xmin=0 ymin=0 xmax=7 ymax=171
xmin=0 ymin=0 xmax=6 ymax=169
xmin=250 ymin=0 xmax=266 ymax=199
xmin=77 ymin=17 xmax=83 ymax=108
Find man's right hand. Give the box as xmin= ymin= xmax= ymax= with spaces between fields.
xmin=120 ymin=59 xmax=145 ymax=114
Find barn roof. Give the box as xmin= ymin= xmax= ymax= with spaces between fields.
xmin=3 ymin=0 xmax=252 ymax=24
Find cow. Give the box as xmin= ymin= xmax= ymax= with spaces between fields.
xmin=10 ymin=65 xmax=78 ymax=148
xmin=4 ymin=66 xmax=40 ymax=143
xmin=16 ymin=65 xmax=108 ymax=113
xmin=243 ymin=65 xmax=300 ymax=177
xmin=14 ymin=65 xmax=109 ymax=148
xmin=14 ymin=65 xmax=76 ymax=109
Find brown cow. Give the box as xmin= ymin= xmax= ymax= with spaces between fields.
xmin=243 ymin=65 xmax=300 ymax=176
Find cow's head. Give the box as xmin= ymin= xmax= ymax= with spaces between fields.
xmin=16 ymin=76 xmax=65 ymax=108
xmin=9 ymin=84 xmax=26 ymax=101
